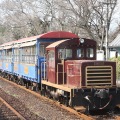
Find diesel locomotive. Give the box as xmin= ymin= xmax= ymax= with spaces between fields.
xmin=0 ymin=31 xmax=120 ymax=113
xmin=41 ymin=38 xmax=120 ymax=113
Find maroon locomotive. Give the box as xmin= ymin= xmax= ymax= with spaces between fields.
xmin=41 ymin=38 xmax=120 ymax=113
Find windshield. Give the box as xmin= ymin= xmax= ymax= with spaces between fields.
xmin=58 ymin=49 xmax=72 ymax=59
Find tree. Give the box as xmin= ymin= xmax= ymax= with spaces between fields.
xmin=0 ymin=0 xmax=118 ymax=48
xmin=0 ymin=0 xmax=51 ymax=41
xmin=51 ymin=0 xmax=117 ymax=49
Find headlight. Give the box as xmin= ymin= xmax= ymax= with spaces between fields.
xmin=80 ymin=38 xmax=84 ymax=43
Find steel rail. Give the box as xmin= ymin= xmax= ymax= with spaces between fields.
xmin=0 ymin=96 xmax=26 ymax=120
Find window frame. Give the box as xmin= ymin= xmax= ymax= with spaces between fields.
xmin=77 ymin=48 xmax=84 ymax=58
xmin=58 ymin=48 xmax=72 ymax=59
xmin=86 ymin=48 xmax=94 ymax=58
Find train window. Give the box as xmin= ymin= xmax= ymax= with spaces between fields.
xmin=39 ymin=43 xmax=53 ymax=57
xmin=5 ymin=49 xmax=12 ymax=62
xmin=14 ymin=48 xmax=19 ymax=62
xmin=6 ymin=49 xmax=12 ymax=56
xmin=22 ymin=47 xmax=30 ymax=55
xmin=22 ymin=46 xmax=36 ymax=55
xmin=40 ymin=45 xmax=45 ymax=57
xmin=58 ymin=49 xmax=72 ymax=59
xmin=86 ymin=48 xmax=94 ymax=58
xmin=21 ymin=46 xmax=36 ymax=63
xmin=31 ymin=45 xmax=36 ymax=55
xmin=66 ymin=49 xmax=72 ymax=58
xmin=14 ymin=49 xmax=16 ymax=54
xmin=48 ymin=50 xmax=55 ymax=61
xmin=77 ymin=48 xmax=84 ymax=58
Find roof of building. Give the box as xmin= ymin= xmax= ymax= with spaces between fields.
xmin=109 ymin=34 xmax=120 ymax=47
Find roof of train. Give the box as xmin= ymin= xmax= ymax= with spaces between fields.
xmin=46 ymin=39 xmax=69 ymax=48
xmin=0 ymin=31 xmax=79 ymax=48
xmin=46 ymin=38 xmax=96 ymax=49
xmin=15 ymin=31 xmax=79 ymax=43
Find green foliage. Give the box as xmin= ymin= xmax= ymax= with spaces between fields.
xmin=109 ymin=57 xmax=120 ymax=79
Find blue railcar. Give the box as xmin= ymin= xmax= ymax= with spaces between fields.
xmin=0 ymin=41 xmax=14 ymax=76
xmin=0 ymin=31 xmax=79 ymax=89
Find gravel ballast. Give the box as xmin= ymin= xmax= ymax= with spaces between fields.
xmin=0 ymin=79 xmax=81 ymax=120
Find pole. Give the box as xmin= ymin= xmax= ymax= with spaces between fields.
xmin=105 ymin=0 xmax=108 ymax=60
xmin=103 ymin=0 xmax=116 ymax=60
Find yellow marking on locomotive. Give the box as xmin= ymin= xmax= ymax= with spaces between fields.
xmin=24 ymin=67 xmax=29 ymax=74
xmin=14 ymin=65 xmax=18 ymax=71
xmin=0 ymin=62 xmax=2 ymax=67
xmin=6 ymin=63 xmax=8 ymax=69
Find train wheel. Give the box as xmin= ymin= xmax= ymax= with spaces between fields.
xmin=32 ymin=83 xmax=38 ymax=91
xmin=17 ymin=79 xmax=24 ymax=86
xmin=64 ymin=98 xmax=69 ymax=107
xmin=32 ymin=86 xmax=37 ymax=91
xmin=45 ymin=90 xmax=51 ymax=98
xmin=20 ymin=79 xmax=25 ymax=86
xmin=12 ymin=78 xmax=14 ymax=82
xmin=9 ymin=77 xmax=12 ymax=81
xmin=26 ymin=83 xmax=29 ymax=89
xmin=85 ymin=105 xmax=90 ymax=115
xmin=3 ymin=73 xmax=6 ymax=78
xmin=41 ymin=85 xmax=46 ymax=96
xmin=16 ymin=79 xmax=19 ymax=84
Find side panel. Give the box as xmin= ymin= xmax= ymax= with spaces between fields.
xmin=0 ymin=61 xmax=3 ymax=70
xmin=66 ymin=62 xmax=81 ymax=87
xmin=3 ymin=62 xmax=12 ymax=73
xmin=65 ymin=61 xmax=82 ymax=87
xmin=13 ymin=63 xmax=19 ymax=75
xmin=19 ymin=63 xmax=37 ymax=82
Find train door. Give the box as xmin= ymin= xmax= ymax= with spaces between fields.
xmin=47 ymin=50 xmax=56 ymax=83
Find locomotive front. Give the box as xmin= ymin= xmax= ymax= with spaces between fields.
xmin=66 ymin=60 xmax=120 ymax=111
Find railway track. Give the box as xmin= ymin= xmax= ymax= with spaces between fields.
xmin=0 ymin=96 xmax=26 ymax=120
xmin=0 ymin=90 xmax=44 ymax=120
xmin=0 ymin=76 xmax=120 ymax=120
xmin=0 ymin=76 xmax=94 ymax=120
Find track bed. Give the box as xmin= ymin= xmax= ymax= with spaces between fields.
xmin=0 ymin=78 xmax=81 ymax=120
xmin=1 ymin=77 xmax=120 ymax=120
xmin=0 ymin=98 xmax=21 ymax=120
xmin=0 ymin=88 xmax=44 ymax=120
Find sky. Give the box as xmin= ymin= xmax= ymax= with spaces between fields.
xmin=110 ymin=0 xmax=120 ymax=32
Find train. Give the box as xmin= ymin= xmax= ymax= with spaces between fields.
xmin=0 ymin=31 xmax=120 ymax=114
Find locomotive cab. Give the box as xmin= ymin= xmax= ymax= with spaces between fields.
xmin=46 ymin=38 xmax=96 ymax=84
